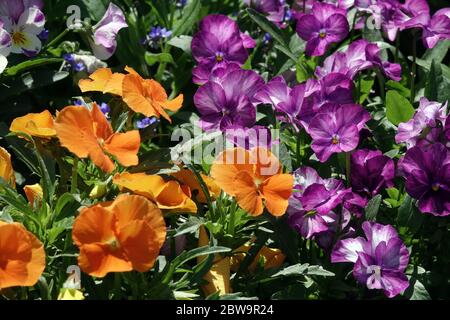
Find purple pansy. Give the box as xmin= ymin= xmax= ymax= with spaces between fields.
xmin=89 ymin=3 xmax=128 ymax=60
xmin=394 ymin=0 xmax=430 ymax=32
xmin=288 ymin=167 xmax=351 ymax=239
xmin=308 ymin=103 xmax=370 ymax=162
xmin=422 ymin=9 xmax=450 ymax=49
xmin=295 ymin=2 xmax=349 ymax=56
xmin=0 ymin=26 xmax=12 ymax=73
xmin=332 ymin=221 xmax=410 ymax=298
xmin=191 ymin=14 xmax=255 ymax=84
xmin=316 ymin=39 xmax=401 ymax=81
xmin=395 ymin=98 xmax=447 ymax=149
xmin=194 ymin=68 xmax=264 ymax=131
xmin=398 ymin=143 xmax=450 ymax=217
xmin=351 ymin=149 xmax=395 ymax=197
xmin=244 ymin=0 xmax=285 ymax=25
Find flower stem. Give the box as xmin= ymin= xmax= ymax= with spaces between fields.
xmin=45 ymin=28 xmax=70 ymax=51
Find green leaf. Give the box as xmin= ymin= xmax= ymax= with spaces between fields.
xmin=409 ymin=280 xmax=431 ymax=300
xmin=172 ymin=0 xmax=201 ymax=36
xmin=365 ymin=194 xmax=382 ymax=221
xmin=386 ymin=80 xmax=410 ymax=98
xmin=145 ymin=52 xmax=175 ymax=66
xmin=272 ymin=263 xmax=335 ymax=278
xmin=247 ymin=8 xmax=295 ymax=62
xmin=386 ymin=90 xmax=415 ymax=126
xmin=423 ymin=40 xmax=450 ymax=63
xmin=397 ymin=195 xmax=424 ymax=234
xmin=173 ymin=246 xmax=231 ymax=267
xmin=167 ymin=35 xmax=193 ymax=54
xmin=424 ymin=59 xmax=450 ymax=104
xmin=358 ymin=77 xmax=375 ymax=104
xmin=4 ymin=58 xmax=63 ymax=76
xmin=174 ymin=216 xmax=205 ymax=237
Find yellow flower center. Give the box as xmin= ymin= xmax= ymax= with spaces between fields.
xmin=305 ymin=210 xmax=317 ymax=217
xmin=432 ymin=184 xmax=440 ymax=192
xmin=331 ymin=135 xmax=339 ymax=145
xmin=12 ymin=32 xmax=26 ymax=45
xmin=106 ymin=238 xmax=120 ymax=251
xmin=319 ymin=31 xmax=326 ymax=39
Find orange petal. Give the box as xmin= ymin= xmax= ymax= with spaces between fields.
xmin=54 ymin=106 xmax=99 ymax=158
xmin=210 ymin=148 xmax=254 ymax=196
xmin=23 ymin=184 xmax=43 ymax=208
xmin=260 ymin=174 xmax=294 ymax=216
xmin=122 ymin=74 xmax=155 ymax=116
xmin=171 ymin=168 xmax=220 ymax=203
xmin=78 ymin=68 xmax=113 ymax=93
xmin=249 ymin=147 xmax=282 ymax=179
xmin=233 ymin=171 xmax=264 ymax=216
xmin=103 ymin=130 xmax=140 ymax=167
xmin=112 ymin=172 xmax=165 ymax=201
xmin=155 ymin=180 xmax=197 ymax=213
xmin=90 ymin=103 xmax=113 ymax=140
xmin=0 ymin=146 xmax=15 ymax=188
xmin=10 ymin=110 xmax=56 ymax=138
xmin=161 ymin=94 xmax=184 ymax=112
xmin=72 ymin=205 xmax=116 ymax=246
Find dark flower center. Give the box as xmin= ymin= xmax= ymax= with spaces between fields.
xmin=431 ymin=183 xmax=440 ymax=192
xmin=319 ymin=30 xmax=327 ymax=39
xmin=215 ymin=52 xmax=224 ymax=62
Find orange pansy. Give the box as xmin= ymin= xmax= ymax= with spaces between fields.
xmin=210 ymin=147 xmax=293 ymax=217
xmin=54 ymin=103 xmax=140 ymax=173
xmin=121 ymin=67 xmax=183 ymax=121
xmin=78 ymin=68 xmax=125 ymax=96
xmin=0 ymin=147 xmax=15 ymax=188
xmin=9 ymin=110 xmax=56 ymax=139
xmin=0 ymin=221 xmax=46 ymax=289
xmin=171 ymin=168 xmax=220 ymax=203
xmin=112 ymin=172 xmax=197 ymax=213
xmin=78 ymin=67 xmax=183 ymax=122
xmin=72 ymin=194 xmax=166 ymax=277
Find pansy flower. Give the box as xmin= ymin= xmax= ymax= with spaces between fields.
xmin=72 ymin=194 xmax=166 ymax=277
xmin=395 ymin=98 xmax=447 ymax=149
xmin=295 ymin=2 xmax=349 ymax=56
xmin=0 ymin=25 xmax=11 ymax=74
xmin=170 ymin=168 xmax=221 ymax=204
xmin=89 ymin=3 xmax=128 ymax=60
xmin=113 ymin=172 xmax=197 ymax=213
xmin=398 ymin=143 xmax=450 ymax=217
xmin=0 ymin=0 xmax=45 ymax=56
xmin=54 ymin=103 xmax=140 ymax=173
xmin=210 ymin=147 xmax=293 ymax=216
xmin=351 ymin=149 xmax=395 ymax=198
xmin=393 ymin=0 xmax=430 ymax=32
xmin=422 ymin=8 xmax=450 ymax=49
xmin=23 ymin=183 xmax=43 ymax=208
xmin=307 ymin=103 xmax=370 ymax=162
xmin=316 ymin=39 xmax=401 ymax=81
xmin=0 ymin=221 xmax=45 ymax=289
xmin=0 ymin=146 xmax=15 ymax=187
xmin=244 ymin=0 xmax=288 ymax=27
xmin=332 ymin=221 xmax=410 ymax=298
xmin=191 ymin=14 xmax=255 ymax=81
xmin=194 ymin=67 xmax=264 ymax=131
xmin=287 ymin=166 xmax=350 ymax=239
xmin=10 ymin=110 xmax=56 ymax=139
xmin=79 ymin=67 xmax=184 ymax=122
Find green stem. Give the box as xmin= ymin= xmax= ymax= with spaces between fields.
xmin=410 ymin=32 xmax=417 ymax=104
xmin=228 ymin=200 xmax=238 ymax=236
xmin=376 ymin=70 xmax=385 ymax=102
xmin=45 ymin=28 xmax=70 ymax=51
xmin=187 ymin=164 xmax=214 ymax=218
xmin=296 ymin=131 xmax=302 ymax=168
xmin=70 ymin=158 xmax=79 ymax=194
xmin=395 ymin=34 xmax=400 ymax=63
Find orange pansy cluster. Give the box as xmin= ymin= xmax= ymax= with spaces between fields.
xmin=79 ymin=67 xmax=183 ymax=122
xmin=72 ymin=194 xmax=166 ymax=277
xmin=210 ymin=147 xmax=294 ymax=216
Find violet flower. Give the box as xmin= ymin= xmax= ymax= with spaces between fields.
xmin=332 ymin=221 xmax=410 ymax=298
xmin=316 ymin=39 xmax=401 ymax=81
xmin=0 ymin=0 xmax=45 ymax=56
xmin=89 ymin=3 xmax=128 ymax=60
xmin=351 ymin=149 xmax=395 ymax=197
xmin=398 ymin=143 xmax=450 ymax=217
xmin=395 ymin=98 xmax=447 ymax=149
xmin=136 ymin=117 xmax=157 ymax=129
xmin=0 ymin=25 xmax=12 ymax=74
xmin=142 ymin=26 xmax=172 ymax=48
xmin=295 ymin=2 xmax=349 ymax=56
xmin=244 ymin=0 xmax=288 ymax=27
xmin=194 ymin=67 xmax=264 ymax=131
xmin=422 ymin=8 xmax=450 ymax=49
xmin=308 ymin=103 xmax=370 ymax=162
xmin=288 ymin=167 xmax=350 ymax=239
xmin=191 ymin=14 xmax=255 ymax=83
xmin=394 ymin=0 xmax=430 ymax=32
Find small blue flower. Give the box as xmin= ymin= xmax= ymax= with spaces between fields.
xmin=263 ymin=33 xmax=272 ymax=45
xmin=73 ymin=99 xmax=84 ymax=106
xmin=136 ymin=117 xmax=157 ymax=129
xmin=63 ymin=54 xmax=86 ymax=72
xmin=99 ymin=103 xmax=111 ymax=116
xmin=142 ymin=26 xmax=172 ymax=48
